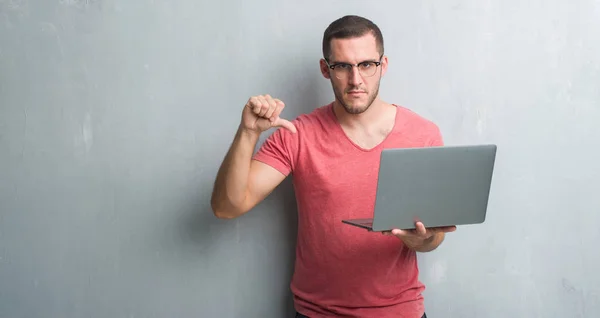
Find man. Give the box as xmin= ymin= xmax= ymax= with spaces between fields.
xmin=211 ymin=15 xmax=456 ymax=318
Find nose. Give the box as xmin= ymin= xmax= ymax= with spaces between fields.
xmin=347 ymin=66 xmax=362 ymax=86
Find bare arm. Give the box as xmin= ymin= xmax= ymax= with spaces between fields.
xmin=210 ymin=127 xmax=287 ymax=219
xmin=210 ymin=94 xmax=296 ymax=219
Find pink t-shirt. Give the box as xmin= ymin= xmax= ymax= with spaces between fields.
xmin=253 ymin=103 xmax=443 ymax=318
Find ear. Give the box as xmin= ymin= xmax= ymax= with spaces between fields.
xmin=380 ymin=55 xmax=389 ymax=77
xmin=319 ymin=59 xmax=331 ymax=79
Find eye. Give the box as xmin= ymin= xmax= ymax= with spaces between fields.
xmin=335 ymin=64 xmax=351 ymax=70
xmin=359 ymin=62 xmax=374 ymax=69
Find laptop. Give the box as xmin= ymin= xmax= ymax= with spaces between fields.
xmin=341 ymin=144 xmax=497 ymax=232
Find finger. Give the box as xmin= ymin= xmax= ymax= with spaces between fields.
xmin=391 ymin=229 xmax=412 ymax=237
xmin=414 ymin=222 xmax=427 ymax=236
xmin=247 ymin=97 xmax=262 ymax=115
xmin=270 ymin=99 xmax=285 ymax=122
xmin=273 ymin=117 xmax=297 ymax=133
xmin=264 ymin=96 xmax=278 ymax=119
xmin=423 ymin=225 xmax=456 ymax=233
xmin=256 ymin=96 xmax=269 ymax=117
xmin=435 ymin=225 xmax=457 ymax=233
xmin=245 ymin=96 xmax=257 ymax=107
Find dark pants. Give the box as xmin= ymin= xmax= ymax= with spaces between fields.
xmin=295 ymin=312 xmax=427 ymax=318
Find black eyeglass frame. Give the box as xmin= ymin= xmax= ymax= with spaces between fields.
xmin=324 ymin=55 xmax=383 ymax=78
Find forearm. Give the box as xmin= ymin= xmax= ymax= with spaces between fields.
xmin=211 ymin=126 xmax=260 ymax=218
xmin=405 ymin=232 xmax=445 ymax=253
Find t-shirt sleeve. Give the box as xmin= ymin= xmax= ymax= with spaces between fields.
xmin=252 ymin=126 xmax=299 ymax=176
xmin=427 ymin=124 xmax=444 ymax=147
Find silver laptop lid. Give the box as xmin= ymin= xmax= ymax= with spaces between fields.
xmin=371 ymin=144 xmax=497 ymax=231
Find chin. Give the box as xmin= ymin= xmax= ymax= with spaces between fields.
xmin=333 ymin=88 xmax=375 ymax=114
xmin=342 ymin=102 xmax=370 ymax=114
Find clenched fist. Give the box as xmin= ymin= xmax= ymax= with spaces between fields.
xmin=241 ymin=94 xmax=297 ymax=134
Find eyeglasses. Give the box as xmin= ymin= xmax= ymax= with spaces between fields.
xmin=325 ymin=58 xmax=382 ymax=79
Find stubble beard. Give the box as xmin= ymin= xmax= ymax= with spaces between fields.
xmin=332 ymin=80 xmax=381 ymax=115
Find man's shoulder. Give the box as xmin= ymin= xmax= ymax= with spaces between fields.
xmin=253 ymin=103 xmax=332 ymax=174
xmin=277 ymin=103 xmax=333 ymax=137
xmin=391 ymin=104 xmax=443 ymax=146
xmin=394 ymin=104 xmax=441 ymax=132
xmin=291 ymin=103 xmax=332 ymax=126
xmin=262 ymin=103 xmax=332 ymax=143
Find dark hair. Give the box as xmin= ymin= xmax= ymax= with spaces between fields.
xmin=322 ymin=15 xmax=384 ymax=60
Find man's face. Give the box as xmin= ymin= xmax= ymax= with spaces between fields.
xmin=320 ymin=33 xmax=388 ymax=115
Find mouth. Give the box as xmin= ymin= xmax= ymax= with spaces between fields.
xmin=347 ymin=90 xmax=366 ymax=96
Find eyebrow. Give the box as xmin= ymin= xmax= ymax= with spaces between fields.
xmin=328 ymin=58 xmax=380 ymax=65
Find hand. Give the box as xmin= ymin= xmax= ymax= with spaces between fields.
xmin=241 ymin=94 xmax=297 ymax=134
xmin=383 ymin=222 xmax=456 ymax=251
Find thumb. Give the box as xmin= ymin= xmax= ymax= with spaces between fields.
xmin=391 ymin=229 xmax=411 ymax=237
xmin=273 ymin=117 xmax=297 ymax=134
xmin=391 ymin=229 xmax=404 ymax=236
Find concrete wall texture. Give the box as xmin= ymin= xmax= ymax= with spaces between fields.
xmin=1 ymin=1 xmax=599 ymax=317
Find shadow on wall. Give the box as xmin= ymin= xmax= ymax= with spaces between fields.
xmin=174 ymin=177 xmax=298 ymax=250
xmin=176 ymin=57 xmax=325 ymax=251
xmin=158 ymin=58 xmax=325 ymax=315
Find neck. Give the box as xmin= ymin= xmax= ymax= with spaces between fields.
xmin=332 ymin=98 xmax=392 ymax=130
